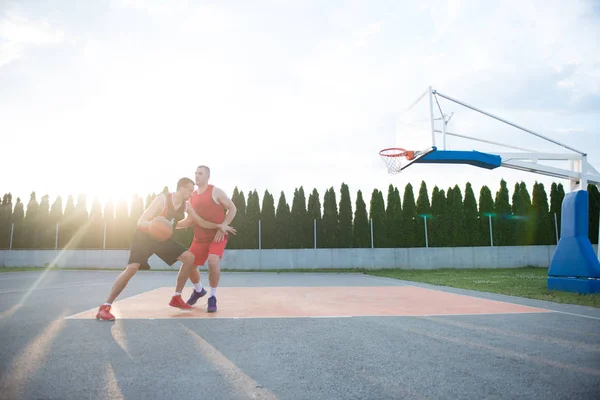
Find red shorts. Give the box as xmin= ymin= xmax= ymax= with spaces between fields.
xmin=189 ymin=238 xmax=228 ymax=267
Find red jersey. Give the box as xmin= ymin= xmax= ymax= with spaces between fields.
xmin=190 ymin=185 xmax=226 ymax=242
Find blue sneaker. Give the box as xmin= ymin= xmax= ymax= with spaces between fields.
xmin=207 ymin=296 xmax=217 ymax=313
xmin=186 ymin=288 xmax=207 ymax=305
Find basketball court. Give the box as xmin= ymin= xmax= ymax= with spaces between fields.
xmin=1 ymin=269 xmax=599 ymax=400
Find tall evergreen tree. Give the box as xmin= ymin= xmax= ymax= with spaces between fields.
xmin=531 ymin=182 xmax=553 ymax=245
xmin=415 ymin=181 xmax=431 ymax=247
xmin=73 ymin=193 xmax=90 ymax=249
xmin=260 ymin=190 xmax=276 ymax=249
xmin=322 ymin=187 xmax=339 ymax=248
xmin=430 ymin=187 xmax=445 ymax=247
xmin=37 ymin=194 xmax=52 ymax=249
xmin=59 ymin=195 xmax=76 ymax=249
xmin=337 ymin=183 xmax=353 ymax=248
xmin=307 ymin=189 xmax=322 ymax=248
xmin=236 ymin=190 xmax=247 ymax=248
xmin=103 ymin=200 xmax=116 ymax=249
xmin=449 ymin=185 xmax=466 ymax=246
xmin=494 ymin=179 xmax=512 ymax=246
xmin=401 ymin=183 xmax=418 ymax=247
xmin=353 ymin=190 xmax=370 ymax=248
xmin=88 ymin=198 xmax=104 ymax=249
xmin=478 ymin=186 xmax=494 ymax=246
xmin=228 ymin=187 xmax=242 ymax=249
xmin=245 ymin=190 xmax=261 ymax=249
xmin=385 ymin=185 xmax=402 ymax=247
xmin=24 ymin=192 xmax=39 ymax=248
xmin=114 ymin=199 xmax=130 ymax=249
xmin=589 ymin=184 xmax=600 ymax=245
xmin=369 ymin=189 xmax=386 ymax=247
xmin=463 ymin=183 xmax=478 ymax=246
xmin=290 ymin=187 xmax=308 ymax=248
xmin=49 ymin=196 xmax=62 ymax=249
xmin=550 ymin=182 xmax=565 ymax=241
xmin=275 ymin=191 xmax=291 ymax=248
xmin=0 ymin=194 xmax=12 ymax=249
xmin=11 ymin=198 xmax=24 ymax=249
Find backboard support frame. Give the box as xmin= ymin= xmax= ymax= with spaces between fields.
xmin=388 ymin=86 xmax=600 ymax=289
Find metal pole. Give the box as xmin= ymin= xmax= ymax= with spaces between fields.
xmin=103 ymin=222 xmax=107 ymax=250
xmin=428 ymin=86 xmax=436 ymax=146
xmin=313 ymin=219 xmax=316 ymax=249
xmin=9 ymin=223 xmax=14 ymax=250
xmin=370 ymin=218 xmax=374 ymax=249
xmin=55 ymin=223 xmax=59 ymax=250
xmin=423 ymin=216 xmax=429 ymax=248
xmin=488 ymin=215 xmax=493 ymax=247
xmin=258 ymin=220 xmax=262 ymax=250
xmin=433 ymin=90 xmax=585 ymax=155
xmin=554 ymin=212 xmax=559 ymax=244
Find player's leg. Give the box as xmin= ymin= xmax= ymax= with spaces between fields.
xmin=154 ymin=238 xmax=195 ymax=309
xmin=205 ymin=238 xmax=228 ymax=313
xmin=186 ymin=240 xmax=210 ymax=305
xmin=96 ymin=232 xmax=150 ymax=320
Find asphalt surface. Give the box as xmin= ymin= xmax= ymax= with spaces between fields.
xmin=0 ymin=269 xmax=599 ymax=400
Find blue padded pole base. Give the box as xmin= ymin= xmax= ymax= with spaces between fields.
xmin=547 ymin=277 xmax=600 ymax=294
xmin=548 ymin=190 xmax=600 ymax=294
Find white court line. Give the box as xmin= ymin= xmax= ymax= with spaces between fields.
xmin=64 ymin=288 xmax=165 ymax=319
xmin=549 ymin=310 xmax=600 ymax=321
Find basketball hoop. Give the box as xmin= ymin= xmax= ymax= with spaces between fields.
xmin=379 ymin=147 xmax=416 ymax=175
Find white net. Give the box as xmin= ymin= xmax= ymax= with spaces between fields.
xmin=379 ymin=148 xmax=410 ymax=175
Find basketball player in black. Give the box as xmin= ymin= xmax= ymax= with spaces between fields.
xmin=96 ymin=177 xmax=236 ymax=321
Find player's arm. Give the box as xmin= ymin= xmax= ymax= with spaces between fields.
xmin=185 ymin=203 xmax=226 ymax=230
xmin=214 ymin=187 xmax=237 ymax=227
xmin=175 ymin=214 xmax=194 ymax=229
xmin=137 ymin=195 xmax=166 ymax=231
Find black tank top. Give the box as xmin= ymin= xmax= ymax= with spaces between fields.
xmin=160 ymin=193 xmax=187 ymax=229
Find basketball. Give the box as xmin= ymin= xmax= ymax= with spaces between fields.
xmin=149 ymin=217 xmax=173 ymax=241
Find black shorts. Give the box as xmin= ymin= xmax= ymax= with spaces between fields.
xmin=128 ymin=229 xmax=188 ymax=267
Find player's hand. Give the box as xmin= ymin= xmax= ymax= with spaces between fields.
xmin=214 ymin=230 xmax=225 ymax=242
xmin=218 ymin=224 xmax=237 ymax=235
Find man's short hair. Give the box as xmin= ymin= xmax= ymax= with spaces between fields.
xmin=177 ymin=177 xmax=195 ymax=189
xmin=197 ymin=165 xmax=210 ymax=176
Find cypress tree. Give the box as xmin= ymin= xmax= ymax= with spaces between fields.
xmin=24 ymin=192 xmax=39 ymax=249
xmin=531 ymin=182 xmax=553 ymax=245
xmin=73 ymin=193 xmax=90 ymax=249
xmin=236 ymin=190 xmax=247 ymax=248
xmin=353 ymin=190 xmax=370 ymax=248
xmin=494 ymin=179 xmax=512 ymax=246
xmin=430 ymin=187 xmax=444 ymax=247
xmin=322 ymin=187 xmax=339 ymax=248
xmin=449 ymin=185 xmax=466 ymax=246
xmin=549 ymin=183 xmax=561 ymax=243
xmin=245 ymin=190 xmax=261 ymax=249
xmin=416 ymin=181 xmax=431 ymax=247
xmin=260 ymin=190 xmax=276 ymax=249
xmin=307 ymin=189 xmax=321 ymax=248
xmin=275 ymin=191 xmax=291 ymax=249
xmin=37 ymin=195 xmax=52 ymax=249
xmin=59 ymin=195 xmax=76 ymax=249
xmin=114 ymin=199 xmax=130 ymax=249
xmin=49 ymin=196 xmax=62 ymax=249
xmin=478 ymin=185 xmax=494 ymax=246
xmin=0 ymin=194 xmax=12 ymax=249
xmin=290 ymin=187 xmax=308 ymax=248
xmin=103 ymin=200 xmax=116 ymax=249
xmin=385 ymin=184 xmax=402 ymax=247
xmin=401 ymin=183 xmax=418 ymax=247
xmin=89 ymin=198 xmax=104 ymax=249
xmin=369 ymin=189 xmax=386 ymax=247
xmin=338 ymin=183 xmax=353 ymax=248
xmin=463 ymin=183 xmax=478 ymax=246
xmin=227 ymin=187 xmax=243 ymax=249
xmin=12 ymin=198 xmax=24 ymax=249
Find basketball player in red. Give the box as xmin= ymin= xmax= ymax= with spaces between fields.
xmin=184 ymin=165 xmax=237 ymax=312
xmin=95 ymin=177 xmax=234 ymax=321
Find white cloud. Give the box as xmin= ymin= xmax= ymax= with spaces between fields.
xmin=0 ymin=11 xmax=64 ymax=67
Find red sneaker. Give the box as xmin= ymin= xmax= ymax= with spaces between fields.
xmin=96 ymin=305 xmax=115 ymax=321
xmin=169 ymin=295 xmax=192 ymax=309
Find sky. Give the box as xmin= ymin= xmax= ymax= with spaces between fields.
xmin=1 ymin=0 xmax=599 ymax=212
